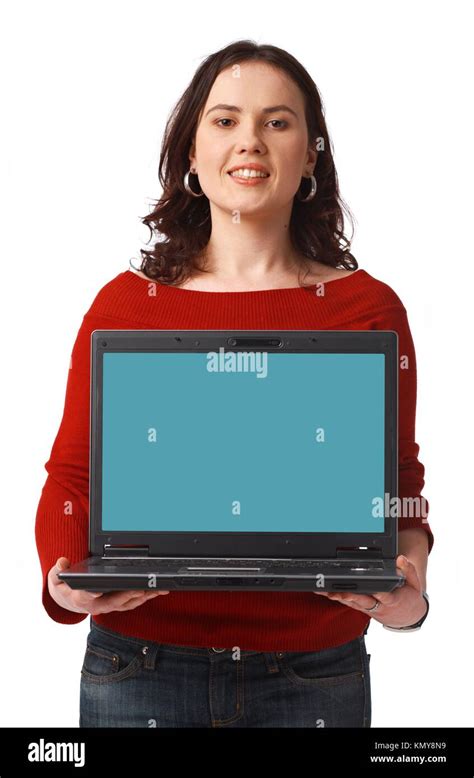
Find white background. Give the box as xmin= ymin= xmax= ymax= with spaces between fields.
xmin=1 ymin=0 xmax=472 ymax=727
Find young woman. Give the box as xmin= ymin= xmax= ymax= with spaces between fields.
xmin=36 ymin=39 xmax=433 ymax=728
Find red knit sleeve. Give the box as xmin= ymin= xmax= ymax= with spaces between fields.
xmin=34 ymin=317 xmax=92 ymax=624
xmin=369 ymin=303 xmax=434 ymax=554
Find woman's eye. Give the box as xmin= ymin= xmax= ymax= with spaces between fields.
xmin=215 ymin=118 xmax=287 ymax=129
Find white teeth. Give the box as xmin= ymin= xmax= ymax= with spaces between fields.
xmin=230 ymin=169 xmax=269 ymax=178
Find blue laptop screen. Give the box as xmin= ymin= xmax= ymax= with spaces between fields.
xmin=101 ymin=352 xmax=386 ymax=533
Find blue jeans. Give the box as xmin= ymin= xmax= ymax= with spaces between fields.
xmin=80 ymin=618 xmax=372 ymax=728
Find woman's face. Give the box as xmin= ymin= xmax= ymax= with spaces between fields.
xmin=189 ymin=61 xmax=317 ymax=216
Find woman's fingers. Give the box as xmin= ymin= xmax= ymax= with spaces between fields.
xmin=114 ymin=592 xmax=162 ymax=611
xmin=92 ymin=590 xmax=168 ymax=614
xmin=314 ymin=591 xmax=387 ymax=610
xmin=396 ymin=554 xmax=421 ymax=590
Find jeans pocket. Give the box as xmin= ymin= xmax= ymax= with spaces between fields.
xmin=81 ymin=626 xmax=145 ymax=684
xmin=278 ymin=637 xmax=364 ymax=687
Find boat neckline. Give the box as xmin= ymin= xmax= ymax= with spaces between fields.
xmin=126 ymin=268 xmax=367 ymax=294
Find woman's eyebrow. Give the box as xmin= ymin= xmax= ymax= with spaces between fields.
xmin=204 ymin=103 xmax=298 ymax=118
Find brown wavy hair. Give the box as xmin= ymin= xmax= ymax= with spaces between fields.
xmin=132 ymin=39 xmax=358 ymax=287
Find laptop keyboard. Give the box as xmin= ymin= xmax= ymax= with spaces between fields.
xmin=98 ymin=557 xmax=384 ymax=570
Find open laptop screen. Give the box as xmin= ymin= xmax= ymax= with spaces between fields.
xmin=101 ymin=352 xmax=385 ymax=534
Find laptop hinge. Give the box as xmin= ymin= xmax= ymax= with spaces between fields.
xmin=103 ymin=544 xmax=150 ymax=558
xmin=336 ymin=547 xmax=382 ymax=559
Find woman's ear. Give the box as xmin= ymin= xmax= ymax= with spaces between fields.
xmin=189 ymin=139 xmax=196 ymax=169
xmin=307 ymin=147 xmax=318 ymax=172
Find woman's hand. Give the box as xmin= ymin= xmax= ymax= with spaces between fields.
xmin=48 ymin=557 xmax=170 ymax=615
xmin=313 ymin=555 xmax=428 ymax=628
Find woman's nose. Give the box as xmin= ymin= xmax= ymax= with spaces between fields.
xmin=234 ymin=125 xmax=267 ymax=153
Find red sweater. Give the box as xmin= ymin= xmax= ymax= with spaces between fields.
xmin=35 ymin=268 xmax=434 ymax=651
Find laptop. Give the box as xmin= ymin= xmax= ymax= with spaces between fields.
xmin=58 ymin=329 xmax=405 ymax=594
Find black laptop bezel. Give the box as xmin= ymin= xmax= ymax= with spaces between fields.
xmin=89 ymin=330 xmax=398 ymax=559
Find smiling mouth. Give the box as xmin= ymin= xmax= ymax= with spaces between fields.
xmin=227 ymin=172 xmax=271 ymax=185
xmin=227 ymin=170 xmax=270 ymax=179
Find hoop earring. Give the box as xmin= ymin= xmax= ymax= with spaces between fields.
xmin=296 ymin=174 xmax=317 ymax=202
xmin=184 ymin=168 xmax=204 ymax=197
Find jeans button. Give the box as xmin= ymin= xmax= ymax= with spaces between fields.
xmin=276 ymin=652 xmax=285 ymax=658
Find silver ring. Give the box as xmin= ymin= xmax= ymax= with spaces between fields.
xmin=365 ymin=599 xmax=381 ymax=613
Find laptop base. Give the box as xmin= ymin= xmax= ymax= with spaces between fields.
xmin=58 ymin=557 xmax=405 ymax=594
